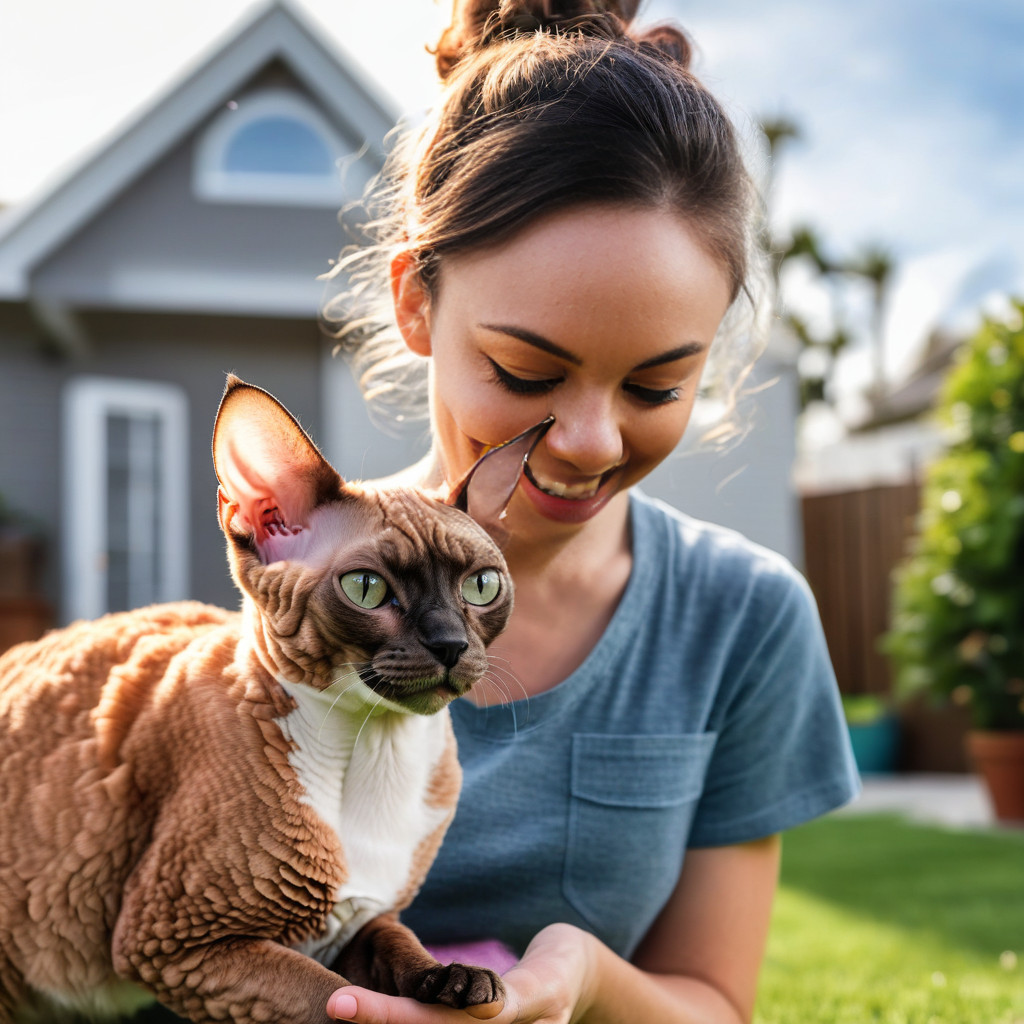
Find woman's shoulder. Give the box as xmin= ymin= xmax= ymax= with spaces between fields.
xmin=630 ymin=489 xmax=809 ymax=609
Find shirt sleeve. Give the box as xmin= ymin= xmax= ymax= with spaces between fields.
xmin=687 ymin=567 xmax=861 ymax=848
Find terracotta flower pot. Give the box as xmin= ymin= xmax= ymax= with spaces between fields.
xmin=966 ymin=731 xmax=1024 ymax=825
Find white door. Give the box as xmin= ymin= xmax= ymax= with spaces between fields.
xmin=63 ymin=377 xmax=189 ymax=622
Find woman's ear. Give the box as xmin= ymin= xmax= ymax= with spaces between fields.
xmin=390 ymin=250 xmax=433 ymax=357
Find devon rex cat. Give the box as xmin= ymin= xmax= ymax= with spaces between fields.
xmin=0 ymin=376 xmax=523 ymax=1023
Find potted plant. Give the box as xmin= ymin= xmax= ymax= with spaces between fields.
xmin=884 ymin=300 xmax=1024 ymax=823
xmin=842 ymin=694 xmax=901 ymax=775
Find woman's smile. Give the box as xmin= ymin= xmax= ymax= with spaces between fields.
xmin=520 ymin=461 xmax=620 ymax=524
xmin=524 ymin=463 xmax=607 ymax=501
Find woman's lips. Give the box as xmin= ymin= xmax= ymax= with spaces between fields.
xmin=520 ymin=463 xmax=619 ymax=523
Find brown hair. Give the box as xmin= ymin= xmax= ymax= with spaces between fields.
xmin=325 ymin=0 xmax=770 ymax=443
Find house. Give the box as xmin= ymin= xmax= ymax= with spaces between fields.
xmin=0 ymin=0 xmax=803 ymax=630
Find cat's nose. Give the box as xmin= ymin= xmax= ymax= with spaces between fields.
xmin=418 ymin=608 xmax=469 ymax=669
xmin=424 ymin=638 xmax=469 ymax=669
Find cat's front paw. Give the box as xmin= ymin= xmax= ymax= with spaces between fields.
xmin=412 ymin=961 xmax=506 ymax=1010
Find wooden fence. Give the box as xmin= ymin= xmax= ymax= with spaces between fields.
xmin=801 ymin=480 xmax=975 ymax=771
xmin=801 ymin=481 xmax=921 ymax=697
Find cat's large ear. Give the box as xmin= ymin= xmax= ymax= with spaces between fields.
xmin=446 ymin=417 xmax=554 ymax=543
xmin=212 ymin=375 xmax=342 ymax=563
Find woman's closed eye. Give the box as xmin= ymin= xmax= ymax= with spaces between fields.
xmin=624 ymin=382 xmax=681 ymax=406
xmin=486 ymin=356 xmax=561 ymax=395
xmin=487 ymin=355 xmax=685 ymax=406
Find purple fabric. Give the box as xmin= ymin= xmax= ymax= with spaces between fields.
xmin=426 ymin=939 xmax=519 ymax=975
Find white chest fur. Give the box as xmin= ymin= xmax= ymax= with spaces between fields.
xmin=275 ymin=678 xmax=454 ymax=962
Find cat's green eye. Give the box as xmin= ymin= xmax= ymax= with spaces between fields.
xmin=340 ymin=571 xmax=389 ymax=609
xmin=461 ymin=570 xmax=501 ymax=606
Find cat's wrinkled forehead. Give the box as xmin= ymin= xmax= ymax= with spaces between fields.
xmin=370 ymin=488 xmax=503 ymax=568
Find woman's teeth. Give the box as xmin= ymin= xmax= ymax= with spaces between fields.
xmin=531 ymin=472 xmax=601 ymax=500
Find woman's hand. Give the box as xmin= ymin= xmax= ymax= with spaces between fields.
xmin=327 ymin=923 xmax=594 ymax=1024
xmin=327 ymin=837 xmax=780 ymax=1024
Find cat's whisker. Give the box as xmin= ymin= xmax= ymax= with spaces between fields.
xmin=475 ymin=676 xmax=508 ymax=709
xmin=319 ymin=670 xmax=367 ymax=737
xmin=474 ymin=673 xmax=526 ymax=723
xmin=352 ymin=692 xmax=386 ymax=754
xmin=322 ymin=666 xmax=367 ymax=692
xmin=321 ymin=662 xmax=371 ymax=691
xmin=477 ymin=668 xmax=514 ymax=702
xmin=484 ymin=656 xmax=529 ymax=703
xmin=476 ymin=657 xmax=529 ymax=734
xmin=485 ymin=662 xmax=523 ymax=691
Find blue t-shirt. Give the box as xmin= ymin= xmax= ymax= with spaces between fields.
xmin=404 ymin=490 xmax=860 ymax=960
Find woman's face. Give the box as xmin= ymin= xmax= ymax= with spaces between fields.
xmin=394 ymin=203 xmax=733 ymax=546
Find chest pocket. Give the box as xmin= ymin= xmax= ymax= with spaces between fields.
xmin=563 ymin=733 xmax=716 ymax=943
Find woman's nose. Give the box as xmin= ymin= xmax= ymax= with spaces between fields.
xmin=544 ymin=392 xmax=624 ymax=475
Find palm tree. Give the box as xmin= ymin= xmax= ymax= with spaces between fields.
xmin=758 ymin=116 xmax=802 ymax=289
xmin=760 ymin=116 xmax=801 ymax=188
xmin=758 ymin=117 xmax=896 ymax=416
xmin=784 ymin=225 xmax=833 ymax=275
xmin=847 ymin=245 xmax=895 ymax=414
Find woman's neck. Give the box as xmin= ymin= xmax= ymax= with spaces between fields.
xmin=464 ymin=492 xmax=633 ymax=703
xmin=500 ymin=490 xmax=631 ymax=580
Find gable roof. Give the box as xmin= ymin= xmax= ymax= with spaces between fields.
xmin=0 ymin=0 xmax=396 ymax=301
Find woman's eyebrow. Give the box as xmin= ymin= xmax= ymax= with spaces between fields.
xmin=479 ymin=323 xmax=582 ymax=365
xmin=479 ymin=324 xmax=705 ymax=371
xmin=631 ymin=342 xmax=706 ymax=371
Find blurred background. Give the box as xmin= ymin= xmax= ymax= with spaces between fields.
xmin=0 ymin=0 xmax=1022 ymax=772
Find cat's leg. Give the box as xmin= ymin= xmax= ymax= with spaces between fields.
xmin=112 ymin=933 xmax=343 ymax=1024
xmin=330 ymin=913 xmax=505 ymax=1011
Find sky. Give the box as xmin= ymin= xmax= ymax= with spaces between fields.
xmin=1 ymin=0 xmax=1022 ymax=419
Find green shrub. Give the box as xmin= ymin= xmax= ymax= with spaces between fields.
xmin=884 ymin=300 xmax=1024 ymax=730
xmin=841 ymin=693 xmax=892 ymax=725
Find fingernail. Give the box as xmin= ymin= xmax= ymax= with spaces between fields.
xmin=328 ymin=991 xmax=358 ymax=1020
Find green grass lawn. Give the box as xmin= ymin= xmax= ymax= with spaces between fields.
xmin=756 ymin=813 xmax=1024 ymax=1024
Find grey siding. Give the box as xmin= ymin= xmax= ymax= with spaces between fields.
xmin=31 ymin=80 xmax=360 ymax=316
xmin=0 ymin=311 xmax=65 ymax=603
xmin=0 ymin=310 xmax=327 ymax=618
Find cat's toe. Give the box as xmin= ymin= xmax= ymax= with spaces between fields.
xmin=414 ymin=963 xmax=506 ymax=1008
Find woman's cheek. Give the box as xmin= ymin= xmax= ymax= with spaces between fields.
xmin=438 ymin=377 xmax=541 ymax=451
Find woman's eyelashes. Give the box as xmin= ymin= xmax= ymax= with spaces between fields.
xmin=486 ymin=356 xmax=560 ymax=395
xmin=486 ymin=356 xmax=682 ymax=406
xmin=624 ymin=383 xmax=681 ymax=406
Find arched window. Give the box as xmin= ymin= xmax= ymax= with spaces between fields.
xmin=194 ymin=88 xmax=357 ymax=206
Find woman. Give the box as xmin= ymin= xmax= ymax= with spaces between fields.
xmin=324 ymin=2 xmax=859 ymax=1021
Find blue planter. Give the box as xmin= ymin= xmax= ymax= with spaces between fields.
xmin=847 ymin=715 xmax=900 ymax=775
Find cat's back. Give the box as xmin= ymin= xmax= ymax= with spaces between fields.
xmin=0 ymin=601 xmax=236 ymax=719
xmin=0 ymin=601 xmax=239 ymax=794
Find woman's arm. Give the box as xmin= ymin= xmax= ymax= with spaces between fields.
xmin=326 ymin=834 xmax=780 ymax=1024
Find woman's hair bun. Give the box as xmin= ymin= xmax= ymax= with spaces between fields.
xmin=433 ymin=0 xmax=689 ymax=80
xmin=635 ymin=23 xmax=693 ymax=69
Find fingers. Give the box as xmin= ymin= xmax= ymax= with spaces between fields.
xmin=464 ymin=999 xmax=505 ymax=1020
xmin=327 ymin=986 xmax=505 ymax=1024
xmin=328 ymin=991 xmax=359 ymax=1021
